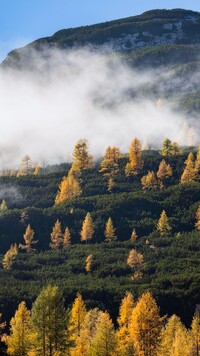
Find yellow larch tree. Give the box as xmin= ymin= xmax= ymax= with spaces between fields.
xmin=195 ymin=145 xmax=200 ymax=179
xmin=188 ymin=310 xmax=200 ymax=356
xmin=85 ymin=254 xmax=93 ymax=272
xmin=157 ymin=159 xmax=172 ymax=181
xmin=171 ymin=141 xmax=182 ymax=156
xmin=104 ymin=217 xmax=117 ymax=241
xmin=116 ymin=292 xmax=135 ymax=356
xmin=0 ymin=199 xmax=8 ymax=213
xmin=55 ymin=171 xmax=82 ymax=205
xmin=6 ymin=301 xmax=32 ymax=356
xmin=195 ymin=206 xmax=200 ymax=230
xmin=130 ymin=291 xmax=163 ymax=356
xmin=2 ymin=244 xmax=18 ymax=269
xmin=130 ymin=229 xmax=138 ymax=242
xmin=180 ymin=152 xmax=196 ymax=184
xmin=91 ymin=311 xmax=116 ymax=356
xmin=125 ymin=138 xmax=143 ymax=176
xmin=127 ymin=249 xmax=144 ymax=281
xmin=157 ymin=210 xmax=172 ymax=236
xmin=159 ymin=314 xmax=186 ymax=356
xmin=63 ymin=227 xmax=71 ymax=247
xmin=33 ymin=164 xmax=40 ymax=175
xmin=19 ymin=224 xmax=38 ymax=253
xmin=141 ymin=171 xmax=159 ymax=190
xmin=171 ymin=326 xmax=190 ymax=356
xmin=80 ymin=212 xmax=94 ymax=243
xmin=72 ymin=139 xmax=93 ymax=172
xmin=68 ymin=292 xmax=87 ymax=345
xmin=71 ymin=308 xmax=102 ymax=356
xmin=49 ymin=219 xmax=63 ymax=250
xmin=99 ymin=146 xmax=121 ymax=192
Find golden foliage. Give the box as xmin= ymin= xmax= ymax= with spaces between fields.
xmin=80 ymin=212 xmax=94 ymax=243
xmin=180 ymin=152 xmax=196 ymax=184
xmin=19 ymin=224 xmax=37 ymax=253
xmin=68 ymin=293 xmax=87 ymax=343
xmin=127 ymin=249 xmax=144 ymax=280
xmin=141 ymin=171 xmax=158 ymax=190
xmin=72 ymin=139 xmax=93 ymax=172
xmin=55 ymin=171 xmax=82 ymax=205
xmin=125 ymin=138 xmax=143 ymax=176
xmin=85 ymin=254 xmax=93 ymax=272
xmin=49 ymin=219 xmax=63 ymax=250
xmin=157 ymin=210 xmax=172 ymax=236
xmin=157 ymin=159 xmax=172 ymax=180
xmin=2 ymin=244 xmax=18 ymax=269
xmin=104 ymin=217 xmax=117 ymax=241
xmin=63 ymin=227 xmax=71 ymax=247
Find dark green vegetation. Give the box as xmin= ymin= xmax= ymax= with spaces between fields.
xmin=0 ymin=150 xmax=199 ymax=327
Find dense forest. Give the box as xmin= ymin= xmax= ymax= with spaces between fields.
xmin=0 ymin=138 xmax=199 ymax=354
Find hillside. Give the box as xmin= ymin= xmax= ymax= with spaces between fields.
xmin=2 ymin=9 xmax=200 ymax=115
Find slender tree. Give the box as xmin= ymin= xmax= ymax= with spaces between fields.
xmin=31 ymin=285 xmax=68 ymax=356
xmin=6 ymin=301 xmax=32 ymax=356
xmin=91 ymin=311 xmax=116 ymax=356
xmin=127 ymin=249 xmax=144 ymax=280
xmin=159 ymin=314 xmax=186 ymax=356
xmin=68 ymin=293 xmax=87 ymax=345
xmin=104 ymin=217 xmax=117 ymax=241
xmin=63 ymin=227 xmax=71 ymax=248
xmin=85 ymin=254 xmax=93 ymax=272
xmin=72 ymin=139 xmax=93 ymax=172
xmin=0 ymin=199 xmax=8 ymax=213
xmin=180 ymin=152 xmax=196 ymax=184
xmin=125 ymin=138 xmax=143 ymax=176
xmin=49 ymin=220 xmax=63 ymax=250
xmin=141 ymin=171 xmax=158 ymax=190
xmin=130 ymin=291 xmax=163 ymax=356
xmin=157 ymin=159 xmax=172 ymax=181
xmin=130 ymin=229 xmax=138 ymax=242
xmin=160 ymin=138 xmax=173 ymax=156
xmin=99 ymin=146 xmax=121 ymax=191
xmin=19 ymin=224 xmax=38 ymax=253
xmin=55 ymin=172 xmax=82 ymax=205
xmin=80 ymin=212 xmax=94 ymax=243
xmin=190 ymin=310 xmax=200 ymax=356
xmin=157 ymin=210 xmax=172 ymax=236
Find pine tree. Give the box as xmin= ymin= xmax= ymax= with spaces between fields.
xmin=161 ymin=138 xmax=173 ymax=156
xmin=63 ymin=227 xmax=71 ymax=248
xmin=171 ymin=326 xmax=190 ymax=356
xmin=72 ymin=139 xmax=93 ymax=172
xmin=195 ymin=206 xmax=200 ymax=230
xmin=195 ymin=145 xmax=200 ymax=179
xmin=171 ymin=141 xmax=182 ymax=156
xmin=157 ymin=210 xmax=172 ymax=236
xmin=80 ymin=212 xmax=94 ymax=243
xmin=125 ymin=138 xmax=143 ymax=176
xmin=85 ymin=254 xmax=93 ymax=272
xmin=31 ymin=285 xmax=68 ymax=356
xmin=68 ymin=293 xmax=87 ymax=344
xmin=127 ymin=249 xmax=144 ymax=280
xmin=99 ymin=146 xmax=121 ymax=191
xmin=141 ymin=171 xmax=158 ymax=190
xmin=104 ymin=217 xmax=117 ymax=241
xmin=91 ymin=311 xmax=116 ymax=356
xmin=55 ymin=172 xmax=82 ymax=205
xmin=2 ymin=244 xmax=18 ymax=269
xmin=34 ymin=164 xmax=40 ymax=175
xmin=6 ymin=301 xmax=32 ymax=356
xmin=180 ymin=152 xmax=196 ymax=184
xmin=130 ymin=291 xmax=163 ymax=356
xmin=116 ymin=292 xmax=135 ymax=356
xmin=189 ymin=310 xmax=200 ymax=356
xmin=130 ymin=229 xmax=138 ymax=242
xmin=157 ymin=159 xmax=172 ymax=181
xmin=19 ymin=224 xmax=38 ymax=253
xmin=17 ymin=155 xmax=33 ymax=176
xmin=49 ymin=220 xmax=63 ymax=250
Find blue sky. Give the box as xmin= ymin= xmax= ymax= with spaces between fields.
xmin=1 ymin=0 xmax=200 ymax=60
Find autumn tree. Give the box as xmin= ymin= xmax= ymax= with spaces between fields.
xmin=195 ymin=206 xmax=200 ymax=230
xmin=85 ymin=254 xmax=93 ymax=272
xmin=141 ymin=171 xmax=159 ymax=190
xmin=68 ymin=293 xmax=87 ymax=345
xmin=157 ymin=210 xmax=172 ymax=236
xmin=161 ymin=138 xmax=173 ymax=156
xmin=91 ymin=311 xmax=116 ymax=356
xmin=125 ymin=138 xmax=143 ymax=176
xmin=80 ymin=212 xmax=94 ymax=243
xmin=49 ymin=220 xmax=63 ymax=250
xmin=130 ymin=229 xmax=138 ymax=242
xmin=34 ymin=164 xmax=40 ymax=175
xmin=127 ymin=249 xmax=144 ymax=280
xmin=171 ymin=141 xmax=182 ymax=156
xmin=195 ymin=145 xmax=200 ymax=179
xmin=55 ymin=171 xmax=82 ymax=205
xmin=31 ymin=285 xmax=68 ymax=356
xmin=63 ymin=227 xmax=71 ymax=248
xmin=104 ymin=217 xmax=117 ymax=241
xmin=19 ymin=224 xmax=38 ymax=253
xmin=130 ymin=291 xmax=163 ymax=356
xmin=99 ymin=146 xmax=121 ymax=191
xmin=159 ymin=314 xmax=186 ymax=356
xmin=180 ymin=152 xmax=196 ymax=184
xmin=116 ymin=292 xmax=135 ymax=356
xmin=189 ymin=310 xmax=200 ymax=356
xmin=6 ymin=301 xmax=32 ymax=356
xmin=157 ymin=159 xmax=172 ymax=181
xmin=72 ymin=139 xmax=93 ymax=172
xmin=17 ymin=155 xmax=33 ymax=176
xmin=0 ymin=199 xmax=8 ymax=213
xmin=2 ymin=244 xmax=18 ymax=269
xmin=71 ymin=308 xmax=102 ymax=356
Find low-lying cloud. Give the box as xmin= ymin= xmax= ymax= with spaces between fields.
xmin=0 ymin=48 xmax=199 ymax=169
